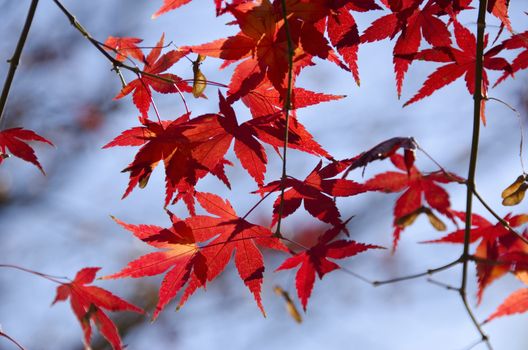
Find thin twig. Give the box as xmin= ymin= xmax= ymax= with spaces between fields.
xmin=51 ymin=0 xmax=182 ymax=86
xmin=486 ymin=96 xmax=526 ymax=173
xmin=274 ymin=0 xmax=295 ymax=239
xmin=460 ymin=338 xmax=487 ymax=350
xmin=0 ymin=0 xmax=40 ymax=125
xmin=0 ymin=264 xmax=68 ymax=283
xmin=339 ymin=266 xmax=374 ymax=285
xmin=372 ymin=259 xmax=461 ymax=286
xmin=0 ymin=331 xmax=26 ymax=350
xmin=427 ymin=278 xmax=459 ymax=291
xmin=472 ymin=188 xmax=528 ymax=245
xmin=460 ymin=0 xmax=492 ymax=348
xmin=241 ymin=186 xmax=279 ymax=220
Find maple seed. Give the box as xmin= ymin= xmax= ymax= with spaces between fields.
xmin=396 ymin=207 xmax=446 ymax=231
xmin=192 ymin=54 xmax=207 ymax=98
xmin=424 ymin=208 xmax=447 ymax=231
xmin=501 ymin=175 xmax=528 ymax=206
xmin=273 ymin=285 xmax=302 ymax=323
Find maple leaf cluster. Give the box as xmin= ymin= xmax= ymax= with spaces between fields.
xmin=4 ymin=0 xmax=528 ymax=349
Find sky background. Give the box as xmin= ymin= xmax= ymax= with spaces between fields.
xmin=1 ymin=1 xmax=528 ymax=349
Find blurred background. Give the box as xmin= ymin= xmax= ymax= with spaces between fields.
xmin=0 ymin=1 xmax=527 ymax=349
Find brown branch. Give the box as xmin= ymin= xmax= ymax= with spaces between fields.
xmin=51 ymin=0 xmax=182 ymax=86
xmin=460 ymin=0 xmax=492 ymax=348
xmin=372 ymin=258 xmax=461 ymax=286
xmin=472 ymin=188 xmax=528 ymax=245
xmin=0 ymin=0 xmax=40 ymax=125
xmin=274 ymin=0 xmax=295 ymax=239
xmin=0 ymin=264 xmax=67 ymax=283
xmin=0 ymin=331 xmax=26 ymax=350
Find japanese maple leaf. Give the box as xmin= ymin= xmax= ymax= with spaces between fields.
xmin=104 ymin=113 xmax=233 ymax=207
xmin=241 ymin=78 xmax=345 ymax=118
xmin=245 ymin=108 xmax=331 ymax=159
xmin=276 ymin=0 xmax=381 ymax=84
xmin=255 ymin=160 xmax=366 ymax=226
xmin=188 ymin=0 xmax=290 ymax=94
xmin=404 ymin=21 xmax=511 ymax=109
xmin=0 ymin=127 xmax=53 ymax=174
xmin=114 ymin=34 xmax=192 ymax=116
xmin=276 ymin=222 xmax=382 ymax=309
xmin=325 ymin=1 xmax=379 ymax=85
xmin=103 ymin=215 xmax=208 ymax=319
xmin=52 ymin=267 xmax=143 ymax=350
xmin=432 ymin=0 xmax=471 ymax=13
xmin=217 ymin=91 xmax=334 ymax=185
xmin=188 ymin=0 xmax=344 ymax=97
xmin=104 ymin=36 xmax=145 ymax=62
xmin=495 ymin=31 xmax=528 ymax=85
xmin=151 ymin=0 xmax=249 ymax=18
xmin=214 ymin=92 xmax=269 ymax=186
xmin=488 ymin=0 xmax=512 ymax=32
xmin=486 ymin=288 xmax=528 ymax=323
xmin=361 ymin=0 xmax=451 ymax=96
xmin=425 ymin=211 xmax=528 ymax=302
xmin=343 ymin=136 xmax=418 ymax=177
xmin=182 ymin=192 xmax=290 ymax=313
xmin=365 ymin=153 xmax=463 ymax=250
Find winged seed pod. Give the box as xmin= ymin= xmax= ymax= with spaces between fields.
xmin=192 ymin=54 xmax=206 ymax=98
xmin=502 ymin=174 xmax=528 ymax=206
xmin=273 ymin=286 xmax=302 ymax=323
xmin=395 ymin=207 xmax=446 ymax=231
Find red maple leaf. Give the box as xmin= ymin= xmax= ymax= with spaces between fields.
xmin=105 ymin=193 xmax=288 ymax=316
xmin=365 ymin=153 xmax=463 ymax=250
xmin=404 ymin=21 xmax=511 ymax=109
xmin=0 ymin=127 xmax=53 ymax=174
xmin=114 ymin=34 xmax=192 ymax=116
xmin=488 ymin=0 xmax=512 ymax=32
xmin=276 ymin=222 xmax=382 ymax=309
xmin=361 ymin=0 xmax=452 ymax=96
xmin=325 ymin=0 xmax=382 ymax=85
xmin=255 ymin=160 xmax=366 ymax=226
xmin=241 ymin=78 xmax=345 ymax=118
xmin=52 ymin=267 xmax=143 ymax=350
xmin=188 ymin=0 xmax=347 ymax=99
xmin=151 ymin=0 xmax=250 ymax=18
xmin=425 ymin=211 xmax=528 ymax=302
xmin=495 ymin=31 xmax=528 ymax=85
xmin=217 ymin=91 xmax=332 ymax=185
xmin=104 ymin=112 xmax=233 ymax=207
xmin=486 ymin=288 xmax=528 ymax=323
xmin=104 ymin=36 xmax=145 ymax=62
xmin=182 ymin=192 xmax=290 ymax=313
xmin=103 ymin=215 xmax=208 ymax=319
xmin=343 ymin=136 xmax=417 ymax=177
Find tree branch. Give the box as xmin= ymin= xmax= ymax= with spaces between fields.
xmin=0 ymin=331 xmax=26 ymax=350
xmin=472 ymin=188 xmax=528 ymax=245
xmin=274 ymin=0 xmax=295 ymax=238
xmin=460 ymin=0 xmax=492 ymax=348
xmin=0 ymin=0 xmax=40 ymax=125
xmin=51 ymin=0 xmax=182 ymax=86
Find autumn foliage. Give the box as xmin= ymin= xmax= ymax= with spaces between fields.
xmin=2 ymin=0 xmax=528 ymax=349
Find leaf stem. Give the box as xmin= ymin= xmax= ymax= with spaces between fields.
xmin=51 ymin=0 xmax=183 ymax=87
xmin=0 ymin=331 xmax=26 ymax=350
xmin=0 ymin=0 xmax=39 ymax=125
xmin=274 ymin=0 xmax=295 ymax=239
xmin=0 ymin=263 xmax=68 ymax=284
xmin=242 ymin=185 xmax=279 ymax=221
xmin=372 ymin=258 xmax=461 ymax=286
xmin=460 ymin=1 xmax=492 ymax=348
xmin=472 ymin=187 xmax=528 ymax=245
